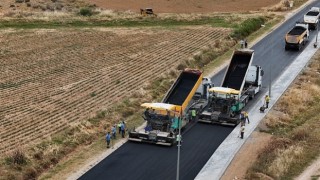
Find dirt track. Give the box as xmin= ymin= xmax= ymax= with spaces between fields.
xmin=87 ymin=0 xmax=280 ymax=13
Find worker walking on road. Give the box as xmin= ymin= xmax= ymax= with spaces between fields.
xmin=239 ymin=123 xmax=245 ymax=139
xmin=106 ymin=132 xmax=111 ymax=148
xmin=265 ymin=95 xmax=270 ymax=108
xmin=244 ymin=111 xmax=250 ymax=124
xmin=240 ymin=111 xmax=246 ymax=125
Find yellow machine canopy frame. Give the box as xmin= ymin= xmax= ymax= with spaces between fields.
xmin=208 ymin=87 xmax=240 ymax=95
xmin=141 ymin=103 xmax=182 ymax=115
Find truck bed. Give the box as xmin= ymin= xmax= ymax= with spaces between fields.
xmin=163 ymin=70 xmax=201 ymax=106
xmin=288 ymin=26 xmax=306 ymax=36
xmin=306 ymin=11 xmax=319 ymax=16
xmin=222 ymin=51 xmax=252 ymax=91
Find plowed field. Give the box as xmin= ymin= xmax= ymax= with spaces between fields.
xmin=0 ymin=27 xmax=230 ymax=154
xmin=88 ymin=0 xmax=280 ymax=13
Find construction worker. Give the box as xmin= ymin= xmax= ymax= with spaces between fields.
xmin=191 ymin=109 xmax=196 ymax=122
xmin=239 ymin=124 xmax=245 ymax=139
xmin=240 ymin=39 xmax=245 ymax=48
xmin=244 ymin=111 xmax=250 ymax=124
xmin=111 ymin=125 xmax=116 ymax=139
xmin=121 ymin=121 xmax=126 ymax=138
xmin=240 ymin=111 xmax=246 ymax=125
xmin=265 ymin=95 xmax=270 ymax=108
xmin=117 ymin=121 xmax=122 ymax=134
xmin=144 ymin=108 xmax=151 ymax=119
xmin=106 ymin=132 xmax=111 ymax=148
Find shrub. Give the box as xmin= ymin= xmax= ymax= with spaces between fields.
xmin=122 ymin=107 xmax=135 ymax=118
xmin=33 ymin=151 xmax=43 ymax=160
xmin=4 ymin=173 xmax=17 ymax=180
xmin=79 ymin=7 xmax=93 ymax=16
xmin=96 ymin=111 xmax=106 ymax=119
xmin=177 ymin=63 xmax=186 ymax=70
xmin=55 ymin=3 xmax=63 ymax=10
xmin=5 ymin=150 xmax=28 ymax=165
xmin=90 ymin=92 xmax=96 ymax=97
xmin=23 ymin=167 xmax=38 ymax=180
xmin=231 ymin=17 xmax=265 ymax=40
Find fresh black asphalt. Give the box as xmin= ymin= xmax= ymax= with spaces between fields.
xmin=80 ymin=1 xmax=320 ymax=180
xmin=80 ymin=123 xmax=232 ymax=180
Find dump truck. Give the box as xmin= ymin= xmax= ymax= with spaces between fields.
xmin=304 ymin=7 xmax=320 ymax=30
xmin=128 ymin=69 xmax=212 ymax=146
xmin=285 ymin=22 xmax=309 ymax=51
xmin=199 ymin=49 xmax=264 ymax=126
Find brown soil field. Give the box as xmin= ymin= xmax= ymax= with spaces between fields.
xmin=87 ymin=0 xmax=280 ymax=13
xmin=0 ymin=27 xmax=230 ymax=155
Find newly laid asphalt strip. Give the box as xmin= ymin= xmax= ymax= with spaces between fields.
xmin=80 ymin=1 xmax=320 ymax=179
xmin=80 ymin=124 xmax=232 ymax=180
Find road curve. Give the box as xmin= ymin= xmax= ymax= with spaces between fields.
xmin=80 ymin=1 xmax=320 ymax=180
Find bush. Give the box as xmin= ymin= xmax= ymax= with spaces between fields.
xmin=96 ymin=111 xmax=106 ymax=119
xmin=33 ymin=151 xmax=43 ymax=160
xmin=177 ymin=63 xmax=186 ymax=70
xmin=5 ymin=150 xmax=28 ymax=165
xmin=79 ymin=7 xmax=93 ymax=16
xmin=23 ymin=167 xmax=38 ymax=180
xmin=231 ymin=17 xmax=265 ymax=40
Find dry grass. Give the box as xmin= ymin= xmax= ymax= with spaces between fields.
xmin=247 ymin=51 xmax=320 ymax=179
xmin=263 ymin=0 xmax=308 ymax=12
xmin=268 ymin=145 xmax=304 ymax=177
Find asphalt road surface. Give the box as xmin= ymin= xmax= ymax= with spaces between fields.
xmin=80 ymin=2 xmax=320 ymax=180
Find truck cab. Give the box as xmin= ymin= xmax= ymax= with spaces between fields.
xmin=194 ymin=77 xmax=213 ymax=100
xmin=244 ymin=65 xmax=263 ymax=99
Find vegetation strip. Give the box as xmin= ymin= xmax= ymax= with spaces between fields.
xmin=0 ymin=16 xmax=236 ymax=29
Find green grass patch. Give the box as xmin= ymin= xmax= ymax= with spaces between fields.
xmin=231 ymin=17 xmax=266 ymax=40
xmin=0 ymin=16 xmax=235 ymax=29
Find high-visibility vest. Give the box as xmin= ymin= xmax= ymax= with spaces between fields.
xmin=191 ymin=110 xmax=196 ymax=117
xmin=265 ymin=96 xmax=270 ymax=102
